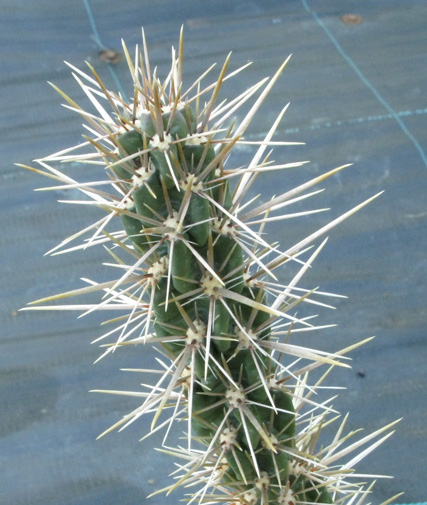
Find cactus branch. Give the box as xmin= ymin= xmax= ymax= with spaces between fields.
xmin=21 ymin=29 xmax=400 ymax=505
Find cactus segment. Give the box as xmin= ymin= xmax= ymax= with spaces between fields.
xmin=149 ymin=141 xmax=179 ymax=189
xmin=183 ymin=142 xmax=216 ymax=174
xmin=26 ymin=29 xmax=398 ymax=505
xmin=133 ymin=170 xmax=163 ymax=223
xmin=116 ymin=129 xmax=145 ymax=179
xmin=171 ymin=239 xmax=199 ymax=293
xmin=119 ymin=206 xmax=149 ymax=254
xmin=137 ymin=110 xmax=157 ymax=138
xmin=225 ymin=447 xmax=258 ymax=483
xmin=187 ymin=192 xmax=211 ymax=246
xmin=212 ymin=232 xmax=245 ymax=292
xmin=164 ymin=109 xmax=190 ymax=141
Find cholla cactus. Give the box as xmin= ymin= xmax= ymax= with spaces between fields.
xmin=22 ymin=29 xmax=401 ymax=505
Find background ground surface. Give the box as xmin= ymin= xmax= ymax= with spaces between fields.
xmin=1 ymin=1 xmax=426 ymax=504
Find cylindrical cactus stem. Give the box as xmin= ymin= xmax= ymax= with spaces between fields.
xmin=113 ymin=97 xmax=334 ymax=503
xmin=26 ymin=31 xmax=398 ymax=505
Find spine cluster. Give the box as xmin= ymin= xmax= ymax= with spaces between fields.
xmin=23 ymin=29 xmax=399 ymax=505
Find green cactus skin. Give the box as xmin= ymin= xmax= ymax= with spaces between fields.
xmin=23 ymin=29 xmax=401 ymax=505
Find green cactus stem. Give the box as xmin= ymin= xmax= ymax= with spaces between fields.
xmin=21 ymin=28 xmax=401 ymax=505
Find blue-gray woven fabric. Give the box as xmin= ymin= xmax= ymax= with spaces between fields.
xmin=1 ymin=1 xmax=426 ymax=503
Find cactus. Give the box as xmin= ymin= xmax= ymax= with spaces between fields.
xmin=22 ymin=29 xmax=401 ymax=505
